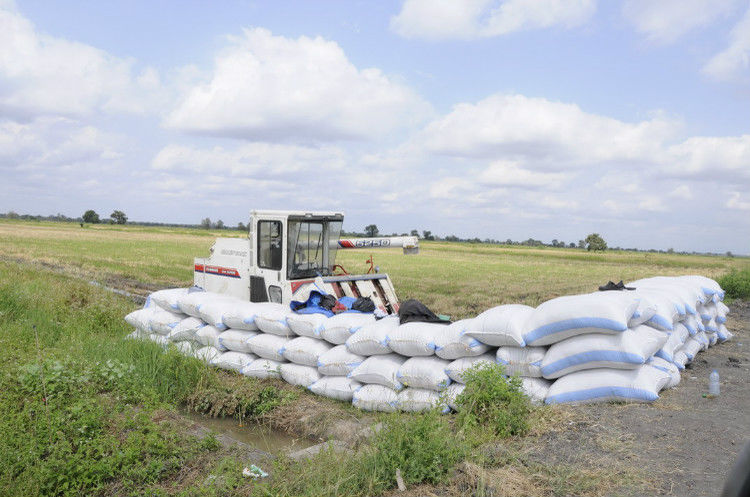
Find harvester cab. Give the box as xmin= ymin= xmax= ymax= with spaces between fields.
xmin=193 ymin=210 xmax=419 ymax=314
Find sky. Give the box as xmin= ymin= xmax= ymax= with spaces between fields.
xmin=1 ymin=0 xmax=749 ymax=254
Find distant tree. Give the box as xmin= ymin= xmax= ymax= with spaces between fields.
xmin=726 ymin=251 xmax=733 ymax=258
xmin=585 ymin=233 xmax=607 ymax=251
xmin=110 ymin=210 xmax=127 ymax=224
xmin=505 ymin=238 xmax=513 ymax=245
xmin=667 ymin=247 xmax=674 ymax=254
xmin=422 ymin=230 xmax=435 ymax=241
xmin=200 ymin=217 xmax=211 ymax=229
xmin=551 ymin=239 xmax=558 ymax=247
xmin=82 ymin=210 xmax=100 ymax=224
xmin=445 ymin=235 xmax=459 ymax=242
xmin=410 ymin=229 xmax=419 ymax=237
xmin=216 ymin=219 xmax=224 ymax=229
xmin=577 ymin=239 xmax=586 ymax=249
xmin=569 ymin=242 xmax=576 ymax=248
xmin=6 ymin=211 xmax=19 ymax=219
xmin=237 ymin=222 xmax=247 ymax=231
xmin=365 ymin=224 xmax=379 ymax=237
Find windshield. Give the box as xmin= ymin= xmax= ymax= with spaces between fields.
xmin=287 ymin=219 xmax=343 ymax=279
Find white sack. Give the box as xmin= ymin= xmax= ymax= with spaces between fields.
xmin=317 ymin=345 xmax=365 ymax=376
xmin=345 ymin=315 xmax=398 ymax=355
xmin=683 ymin=314 xmax=701 ymax=335
xmin=654 ymin=323 xmax=689 ymax=362
xmin=540 ymin=325 xmax=667 ymax=379
xmin=717 ymin=324 xmax=733 ymax=343
xmin=397 ymin=356 xmax=452 ymax=391
xmin=545 ymin=365 xmax=671 ymax=404
xmin=444 ymin=383 xmax=466 ymax=411
xmin=212 ymin=351 xmax=257 ymax=372
xmin=630 ymin=289 xmax=680 ymax=331
xmin=309 ymin=376 xmax=361 ymax=401
xmin=695 ymin=331 xmax=710 ymax=351
xmin=173 ymin=340 xmax=195 ymax=356
xmin=681 ymin=338 xmax=702 ymax=361
xmin=281 ymin=336 xmax=333 ymax=367
xmin=280 ymin=363 xmax=321 ymax=387
xmin=286 ymin=313 xmax=328 ymax=338
xmin=628 ymin=298 xmax=657 ymax=328
xmin=352 ymin=384 xmax=398 ymax=412
xmin=149 ymin=309 xmax=186 ymax=335
xmin=169 ymin=317 xmax=206 ymax=342
xmin=397 ymin=388 xmax=448 ymax=413
xmin=465 ymin=304 xmax=531 ymax=347
xmin=675 ymin=275 xmax=724 ymax=300
xmin=496 ymin=346 xmax=546 ymax=378
xmin=221 ymin=301 xmax=268 ymax=331
xmin=716 ymin=302 xmax=729 ymax=323
xmin=521 ymin=377 xmax=552 ymax=404
xmin=523 ymin=292 xmax=639 ymax=346
xmin=387 ymin=322 xmax=445 ymax=356
xmin=434 ymin=319 xmax=490 ymax=360
xmin=194 ymin=345 xmax=221 ymax=363
xmin=125 ymin=307 xmax=158 ymax=332
xmin=199 ymin=298 xmax=246 ymax=331
xmin=217 ymin=329 xmax=258 ymax=353
xmin=241 ymin=358 xmax=284 ymax=379
xmin=246 ymin=333 xmax=291 ymax=361
xmin=321 ymin=312 xmax=376 ymax=345
xmin=445 ymin=354 xmax=496 ymax=384
xmin=706 ymin=331 xmax=718 ymax=346
xmin=647 ymin=356 xmax=680 ymax=389
xmin=149 ymin=334 xmax=169 ymax=346
xmin=349 ymin=354 xmax=406 ymax=390
xmin=195 ymin=325 xmax=227 ymax=351
xmin=672 ymin=349 xmax=689 ymax=370
xmin=177 ymin=291 xmax=226 ymax=318
xmin=150 ymin=288 xmax=189 ymax=312
xmin=254 ymin=304 xmax=294 ymax=336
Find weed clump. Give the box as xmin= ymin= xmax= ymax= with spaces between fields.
xmin=718 ymin=268 xmax=750 ymax=300
xmin=366 ymin=409 xmax=466 ymax=486
xmin=456 ymin=362 xmax=532 ymax=437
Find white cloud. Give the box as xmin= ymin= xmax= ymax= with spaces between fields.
xmin=0 ymin=2 xmax=162 ymax=118
xmin=479 ymin=160 xmax=570 ymax=188
xmin=665 ymin=134 xmax=750 ymax=181
xmin=151 ymin=142 xmax=347 ymax=178
xmin=416 ymin=93 xmax=677 ymax=166
xmin=622 ymin=0 xmax=737 ymax=44
xmin=669 ymin=185 xmax=693 ymax=200
xmin=703 ymin=5 xmax=750 ymax=81
xmin=391 ymin=0 xmax=596 ymax=40
xmin=726 ymin=192 xmax=750 ymax=210
xmin=166 ymin=28 xmax=432 ymax=141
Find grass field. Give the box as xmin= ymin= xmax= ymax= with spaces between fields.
xmin=1 ymin=219 xmax=747 ymax=317
xmin=0 ymin=219 xmax=747 ymax=496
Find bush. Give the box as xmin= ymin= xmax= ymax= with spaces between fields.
xmin=365 ymin=409 xmax=466 ymax=487
xmin=455 ymin=362 xmax=532 ymax=437
xmin=719 ymin=268 xmax=750 ymax=300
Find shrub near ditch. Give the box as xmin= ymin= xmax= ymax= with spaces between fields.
xmin=719 ymin=267 xmax=750 ymax=300
xmin=456 ymin=362 xmax=532 ymax=437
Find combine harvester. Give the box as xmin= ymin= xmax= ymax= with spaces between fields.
xmin=193 ymin=210 xmax=418 ymax=314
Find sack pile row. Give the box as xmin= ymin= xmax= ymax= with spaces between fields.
xmin=125 ymin=275 xmax=732 ymax=411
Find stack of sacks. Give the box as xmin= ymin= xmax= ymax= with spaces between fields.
xmin=543 ymin=275 xmax=730 ymax=404
xmin=125 ymin=274 xmax=732 ymax=411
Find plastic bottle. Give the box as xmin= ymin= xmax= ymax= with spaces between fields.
xmin=709 ymin=370 xmax=720 ymax=396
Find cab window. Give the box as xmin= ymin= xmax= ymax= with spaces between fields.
xmin=258 ymin=221 xmax=282 ymax=270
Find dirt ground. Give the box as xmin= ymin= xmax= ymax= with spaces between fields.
xmin=526 ymin=301 xmax=750 ymax=497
